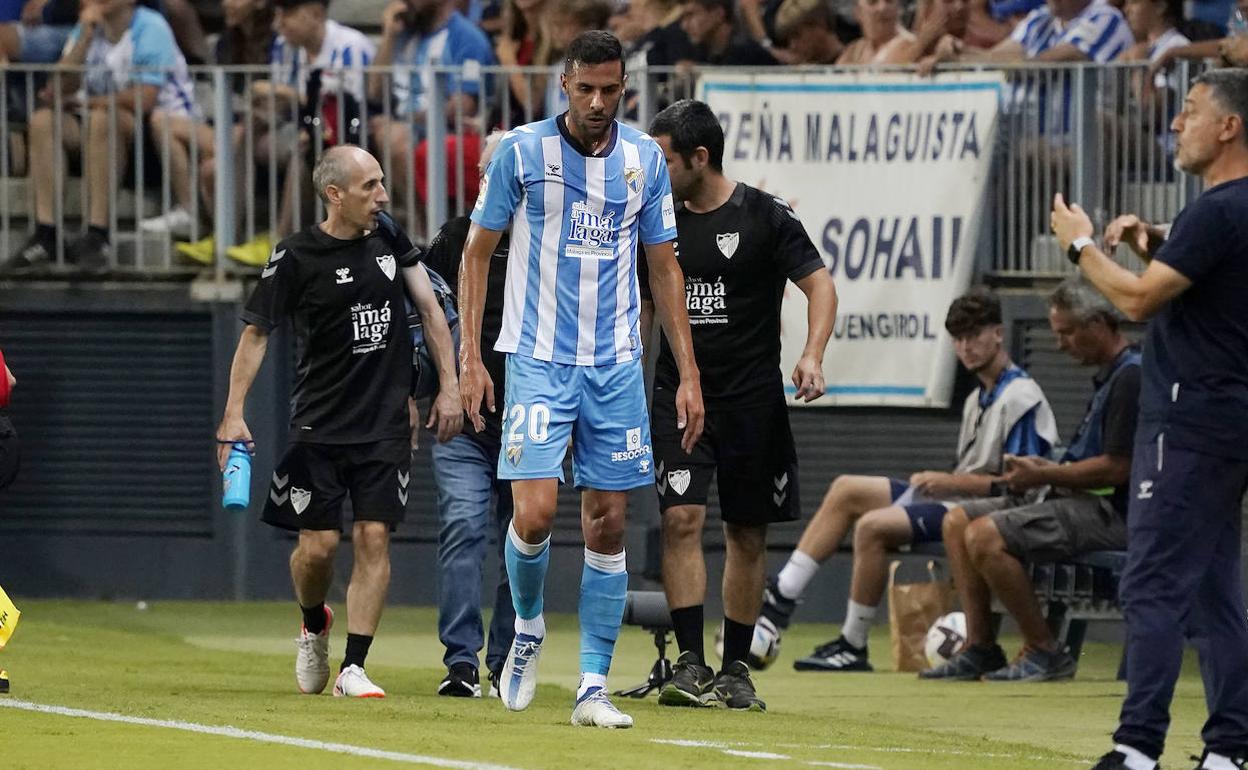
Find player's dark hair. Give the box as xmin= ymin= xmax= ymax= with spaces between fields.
xmin=945 ymin=287 xmax=1002 ymax=337
xmin=649 ymin=99 xmax=725 ymax=172
xmin=1194 ymin=68 xmax=1248 ymax=146
xmin=1049 ymin=276 xmax=1122 ymax=331
xmin=564 ymin=30 xmax=625 ymax=77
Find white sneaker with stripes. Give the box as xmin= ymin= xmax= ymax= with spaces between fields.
xmin=295 ymin=605 xmax=334 ymax=694
xmin=333 ymin=664 xmax=386 ymax=698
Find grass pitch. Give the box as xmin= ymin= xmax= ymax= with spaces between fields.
xmin=0 ymin=600 xmax=1214 ymax=769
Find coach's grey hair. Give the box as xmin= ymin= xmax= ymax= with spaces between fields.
xmin=1194 ymin=68 xmax=1248 ymax=147
xmin=1048 ymin=276 xmax=1123 ymax=330
xmin=312 ymin=145 xmax=361 ymax=205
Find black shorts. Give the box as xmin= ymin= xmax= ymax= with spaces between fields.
xmin=651 ymin=391 xmax=799 ymax=526
xmin=261 ymin=438 xmax=411 ymax=532
xmin=0 ymin=413 xmax=19 ymax=491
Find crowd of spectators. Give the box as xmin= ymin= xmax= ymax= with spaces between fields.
xmin=0 ymin=0 xmax=1244 ymax=272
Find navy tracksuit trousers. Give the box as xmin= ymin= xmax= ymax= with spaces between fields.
xmin=1114 ymin=432 xmax=1248 ymax=759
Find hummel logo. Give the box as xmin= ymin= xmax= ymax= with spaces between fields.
xmin=1137 ymin=480 xmax=1154 ymax=499
xmin=336 ymin=267 xmax=353 ymax=284
xmin=656 ymin=461 xmax=667 ymax=494
xmin=546 ymin=163 xmax=561 ymax=177
xmin=269 ymin=472 xmax=291 ymax=506
xmin=261 ymin=249 xmax=286 ymax=279
xmin=773 ymin=472 xmax=789 ymax=507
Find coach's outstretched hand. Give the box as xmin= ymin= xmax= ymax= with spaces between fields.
xmin=459 ymin=355 xmax=495 ymax=434
xmin=1050 ymin=193 xmax=1094 ymax=251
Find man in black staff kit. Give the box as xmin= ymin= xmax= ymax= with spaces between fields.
xmin=641 ymin=99 xmax=838 ymax=712
xmin=216 ymin=144 xmax=462 ymax=699
xmin=1052 ymin=68 xmax=1248 ymax=770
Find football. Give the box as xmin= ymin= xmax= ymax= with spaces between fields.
xmin=713 ymin=617 xmax=782 ymax=670
xmin=924 ymin=611 xmax=968 ymax=667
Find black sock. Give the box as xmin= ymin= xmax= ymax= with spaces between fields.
xmin=87 ymin=225 xmax=109 ymax=243
xmin=721 ymin=617 xmax=754 ymax=669
xmin=670 ymin=605 xmax=705 ymax=664
xmin=34 ymin=223 xmax=56 ymax=245
xmin=341 ymin=633 xmax=373 ymax=670
xmin=301 ymin=603 xmax=326 ymax=635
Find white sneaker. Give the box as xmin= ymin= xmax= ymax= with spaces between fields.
xmin=498 ymin=632 xmax=543 ymax=711
xmin=333 ymin=664 xmax=385 ymax=698
xmin=139 ymin=207 xmax=194 ymax=237
xmin=295 ymin=605 xmax=333 ymax=694
xmin=570 ymin=687 xmax=633 ymax=729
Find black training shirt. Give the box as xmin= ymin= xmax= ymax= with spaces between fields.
xmin=1095 ymin=352 xmax=1141 ymax=513
xmin=241 ymin=224 xmax=421 ymax=444
xmin=642 ymin=182 xmax=825 ymax=407
xmin=1139 ymin=177 xmax=1248 ymax=459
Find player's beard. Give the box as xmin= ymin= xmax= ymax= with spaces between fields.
xmin=574 ymin=98 xmax=618 ymax=145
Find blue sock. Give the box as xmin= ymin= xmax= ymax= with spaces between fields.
xmin=579 ymin=549 xmax=627 ymax=676
xmin=504 ymin=522 xmax=549 ymax=623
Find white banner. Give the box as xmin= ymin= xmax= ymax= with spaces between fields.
xmin=698 ymin=72 xmax=1002 ymax=407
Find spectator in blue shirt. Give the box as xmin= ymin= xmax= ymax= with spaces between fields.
xmin=369 ymin=0 xmax=495 ymax=220
xmin=943 ymin=0 xmax=1134 ymax=62
xmin=2 ymin=0 xmax=195 ymax=274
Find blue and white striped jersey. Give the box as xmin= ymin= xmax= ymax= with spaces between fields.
xmin=392 ymin=11 xmax=496 ymax=118
xmin=472 ymin=116 xmax=677 ymax=366
xmin=1010 ymin=0 xmax=1133 ymax=62
xmin=65 ymin=6 xmax=196 ymax=118
xmin=270 ymin=20 xmax=375 ymax=105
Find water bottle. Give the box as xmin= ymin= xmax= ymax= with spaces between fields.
xmin=222 ymin=442 xmax=252 ymax=511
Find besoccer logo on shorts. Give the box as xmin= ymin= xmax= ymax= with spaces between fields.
xmin=611 ymin=427 xmax=650 ymax=464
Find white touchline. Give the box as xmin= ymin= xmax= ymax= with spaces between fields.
xmin=652 ymin=737 xmax=1084 ymax=767
xmin=0 ymin=699 xmax=524 ymax=770
xmin=723 ymin=750 xmax=792 ymax=760
xmin=650 ymin=740 xmax=883 ymax=769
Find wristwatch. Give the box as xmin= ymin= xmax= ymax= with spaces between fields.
xmin=988 ymin=480 xmax=1007 ymax=497
xmin=1067 ymin=236 xmax=1095 ymax=265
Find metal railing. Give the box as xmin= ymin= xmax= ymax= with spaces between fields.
xmin=0 ymin=60 xmax=1200 ymax=280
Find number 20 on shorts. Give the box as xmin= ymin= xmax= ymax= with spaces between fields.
xmin=507 ymin=403 xmax=551 ymax=444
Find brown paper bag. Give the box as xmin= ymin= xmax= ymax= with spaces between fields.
xmin=888 ymin=559 xmax=956 ymax=672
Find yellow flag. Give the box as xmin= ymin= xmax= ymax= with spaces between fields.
xmin=0 ymin=584 xmax=20 ymax=649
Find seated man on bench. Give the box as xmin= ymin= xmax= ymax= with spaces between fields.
xmin=760 ymin=288 xmax=1059 ymax=672
xmin=923 ymin=277 xmax=1140 ymax=682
